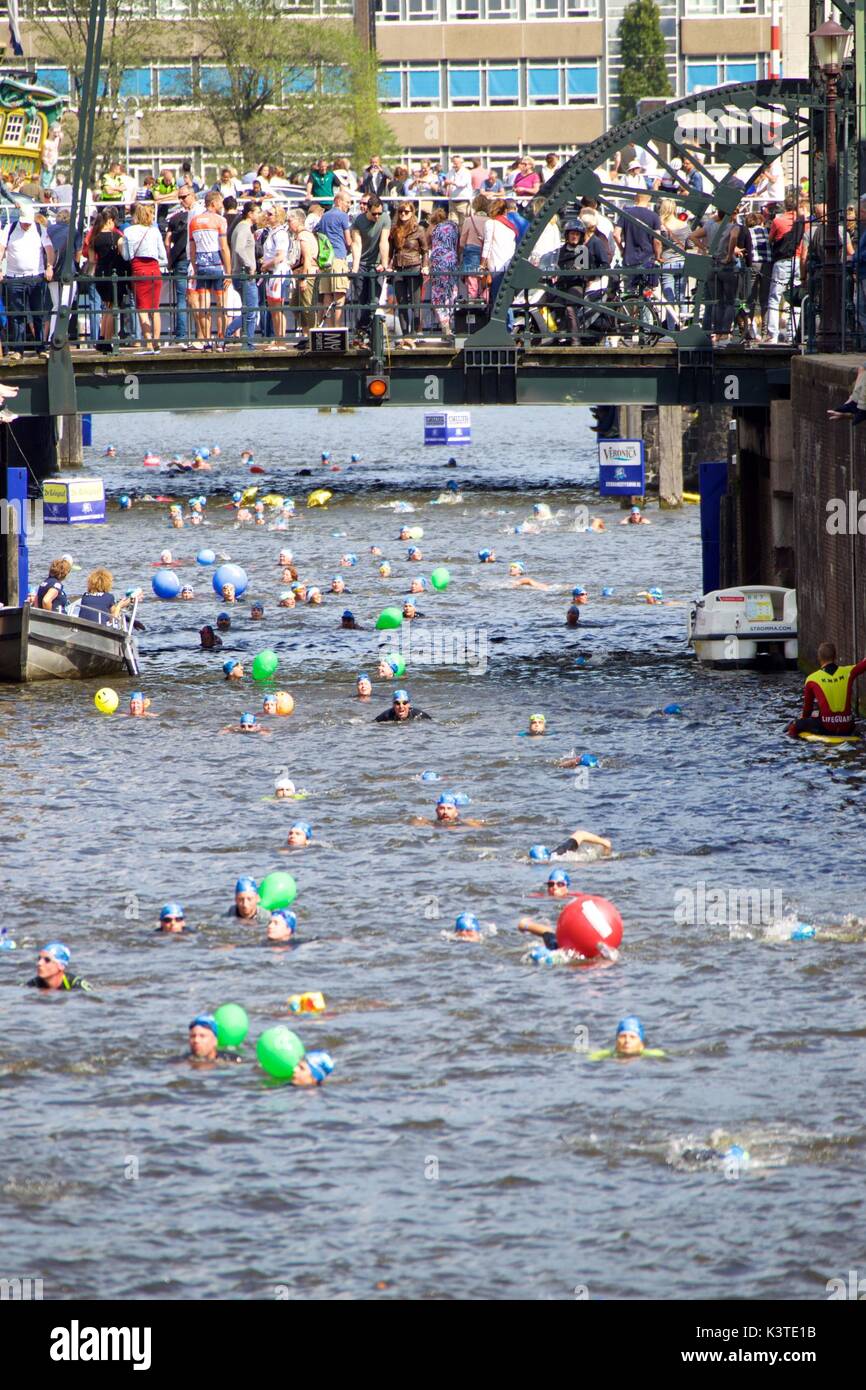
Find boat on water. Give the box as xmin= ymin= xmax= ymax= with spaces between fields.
xmin=0 ymin=602 xmax=140 ymax=683
xmin=687 ymin=586 xmax=798 ymax=669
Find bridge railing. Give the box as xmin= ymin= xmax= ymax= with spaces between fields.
xmin=0 ymin=262 xmax=811 ymax=356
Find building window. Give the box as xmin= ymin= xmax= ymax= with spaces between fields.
xmin=322 ymin=65 xmax=350 ymax=94
xmin=685 ymin=56 xmax=761 ymax=94
xmin=2 ymin=113 xmax=25 ymax=147
xmin=566 ymin=62 xmax=599 ymax=102
xmin=376 ymin=0 xmax=401 ymax=16
xmin=284 ymin=66 xmax=316 ymax=95
xmin=683 ymin=0 xmax=764 ymax=13
xmin=24 ymin=115 xmax=45 ymax=150
xmin=487 ymin=0 xmax=517 ymax=15
xmin=531 ymin=0 xmax=599 ymax=14
xmin=408 ymin=67 xmax=441 ymax=106
xmin=200 ymin=66 xmax=231 ymax=96
xmin=406 ymin=0 xmax=439 ymax=17
xmin=35 ymin=68 xmax=70 ymax=96
xmin=528 ymin=64 xmax=560 ymax=104
xmin=118 ymin=67 xmax=153 ymax=100
xmin=378 ymin=67 xmax=402 ymax=103
xmin=488 ymin=64 xmax=519 ymax=104
xmin=157 ymin=66 xmax=192 ymax=103
xmin=447 ymin=0 xmax=480 ymax=15
xmin=449 ymin=65 xmax=482 ymax=104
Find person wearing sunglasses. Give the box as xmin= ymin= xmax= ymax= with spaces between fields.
xmin=374 ymin=687 xmax=431 ymax=722
xmin=26 ymin=942 xmax=92 ymax=992
xmin=156 ymin=903 xmax=194 ymax=935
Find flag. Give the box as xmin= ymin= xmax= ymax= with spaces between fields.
xmin=8 ymin=0 xmax=23 ymax=56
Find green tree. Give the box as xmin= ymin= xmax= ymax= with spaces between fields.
xmin=30 ymin=0 xmax=154 ymax=183
xmin=195 ymin=0 xmax=396 ymax=171
xmin=617 ymin=0 xmax=672 ymax=121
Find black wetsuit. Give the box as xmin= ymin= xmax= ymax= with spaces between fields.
xmin=26 ymin=974 xmax=92 ymax=992
xmin=375 ymin=707 xmax=432 ymax=721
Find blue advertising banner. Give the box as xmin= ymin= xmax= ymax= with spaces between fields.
xmin=598 ymin=440 xmax=646 ymax=495
xmin=424 ymin=411 xmax=472 ymax=446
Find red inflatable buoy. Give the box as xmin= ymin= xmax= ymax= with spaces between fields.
xmin=556 ymin=893 xmax=623 ymax=958
xmin=249 ymin=465 xmax=265 ymax=474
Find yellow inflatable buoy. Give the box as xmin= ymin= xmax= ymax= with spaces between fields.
xmin=682 ymin=491 xmax=700 ymax=504
xmin=240 ymin=486 xmax=259 ymax=505
xmin=261 ymin=494 xmax=284 ymax=509
xmin=94 ymin=688 xmax=119 ymax=715
xmin=797 ymin=731 xmax=861 ymax=744
xmin=307 ymin=489 xmax=333 ymax=508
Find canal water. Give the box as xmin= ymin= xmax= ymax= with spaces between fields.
xmin=2 ymin=405 xmax=864 ymax=1300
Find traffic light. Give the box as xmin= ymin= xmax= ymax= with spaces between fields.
xmin=366 ymin=375 xmax=389 ymax=402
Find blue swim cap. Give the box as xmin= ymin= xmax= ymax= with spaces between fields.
xmin=529 ymin=845 xmax=551 ymax=862
xmin=357 ymin=672 xmax=370 ymax=682
xmin=453 ymin=792 xmax=471 ymax=806
xmin=579 ymin=753 xmax=599 ymax=767
xmin=572 ymin=586 xmax=586 ymax=597
xmin=791 ymin=922 xmax=816 ymax=940
xmin=160 ymin=902 xmax=184 ymax=920
xmin=269 ymin=910 xmax=297 ymax=933
xmin=305 ymin=1049 xmax=334 ymax=1082
xmin=725 ymin=1144 xmax=748 ymax=1161
xmin=663 ymin=703 xmax=682 ymax=715
xmin=232 ymin=491 xmax=242 ymax=502
xmin=41 ymin=941 xmax=71 ymax=966
xmin=190 ymin=1014 xmax=218 ymax=1036
xmin=291 ymin=821 xmax=312 ymax=840
xmin=240 ymin=712 xmax=256 ymax=727
xmin=199 ymin=448 xmax=210 ymax=459
xmin=345 ymin=553 xmax=358 ymax=565
xmin=130 ymin=691 xmax=143 ymax=703
xmin=616 ymin=1016 xmax=645 ymax=1041
xmin=575 ymin=656 xmax=587 ymax=667
xmin=511 ymin=561 xmax=525 ymax=574
xmin=342 ymin=609 xmax=354 ymax=620
xmin=446 ymin=480 xmax=459 ymax=491
xmin=478 ymin=549 xmax=492 ymax=561
xmin=529 ymin=944 xmax=556 ymax=966
xmin=437 ymin=793 xmax=457 ymax=807
xmin=631 ymin=506 xmax=640 ymax=514
xmin=321 ymin=451 xmax=330 ymax=461
xmin=351 ymin=453 xmax=359 ymax=463
xmin=601 ymin=587 xmax=614 ymax=596
xmin=251 ymin=601 xmax=264 ymax=612
xmin=393 ymin=688 xmax=409 ymax=703
xmin=649 ymin=587 xmax=663 ymax=599
xmin=223 ymin=659 xmax=239 ymax=675
xmin=548 ymin=869 xmax=570 ymax=886
xmin=407 ymin=546 xmax=420 ymax=558
xmin=235 ymin=877 xmax=257 ymax=895
xmin=455 ymin=913 xmax=480 ymax=934
xmin=119 ymin=494 xmax=130 ymax=508
xmin=217 ymin=612 xmax=230 ymax=623
xmin=421 ymin=770 xmax=439 ymax=781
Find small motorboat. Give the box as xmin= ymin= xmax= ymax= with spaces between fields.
xmin=0 ymin=600 xmax=140 ymax=682
xmin=687 ymin=586 xmax=798 ymax=669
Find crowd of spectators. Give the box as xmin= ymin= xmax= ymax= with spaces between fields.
xmin=0 ymin=145 xmax=849 ymax=355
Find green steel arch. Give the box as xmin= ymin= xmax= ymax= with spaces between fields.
xmin=466 ymin=77 xmax=814 ymax=352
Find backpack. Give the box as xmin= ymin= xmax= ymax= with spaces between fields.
xmin=315 ymin=232 xmax=334 ymax=270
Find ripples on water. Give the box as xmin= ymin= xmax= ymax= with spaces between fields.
xmin=1 ymin=406 xmax=864 ymax=1300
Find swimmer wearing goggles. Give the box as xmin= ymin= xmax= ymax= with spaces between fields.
xmin=219 ymin=712 xmax=272 ymax=736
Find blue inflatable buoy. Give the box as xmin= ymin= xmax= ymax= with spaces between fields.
xmin=602 ymin=586 xmax=614 ymax=596
xmin=196 ymin=549 xmax=216 ymax=566
xmin=212 ymin=563 xmax=249 ymax=598
xmin=152 ymin=570 xmax=181 ymax=600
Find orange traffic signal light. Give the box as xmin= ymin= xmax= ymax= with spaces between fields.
xmin=366 ymin=375 xmax=389 ymax=401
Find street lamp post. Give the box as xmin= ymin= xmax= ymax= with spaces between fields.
xmin=810 ymin=19 xmax=853 ymax=351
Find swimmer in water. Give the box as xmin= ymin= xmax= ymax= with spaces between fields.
xmin=292 ymin=582 xmax=307 ymax=602
xmin=402 ymin=601 xmax=423 ymax=621
xmin=267 ymin=910 xmax=297 ymax=942
xmin=281 ymin=566 xmax=297 ymax=584
xmin=331 ymin=575 xmax=347 ymax=594
xmin=621 ymin=505 xmax=651 ymax=525
xmin=517 ymin=915 xmax=619 ymax=963
xmin=408 ymin=577 xmax=426 ymax=596
xmin=156 ymin=902 xmax=193 ymax=934
xmin=566 ymin=605 xmax=582 ymax=627
xmin=571 ymin=586 xmax=588 ymax=606
xmin=546 ymin=868 xmax=571 ymax=899
xmin=341 ymin=609 xmax=362 ymax=629
xmin=398 ymin=526 xmax=413 ymax=541
xmin=288 ymin=1051 xmax=334 ymax=1087
xmin=128 ymin=691 xmax=157 ymax=718
xmin=510 ymin=562 xmax=551 ymax=590
xmin=551 ymin=827 xmax=612 ymax=858
xmin=307 ymin=588 xmax=323 ymax=606
xmin=229 ymin=877 xmax=270 ymax=923
xmin=216 ymin=612 xmax=231 ymax=632
xmin=588 ymin=1017 xmax=665 ymax=1060
xmin=220 ymin=583 xmax=237 ymax=603
xmin=412 ymin=794 xmax=484 ymax=827
xmin=379 ymin=562 xmax=392 ymax=578
xmin=223 ymin=659 xmax=244 ymax=680
xmin=180 ymin=586 xmax=195 ymax=599
xmin=286 ymin=821 xmax=312 ymax=848
xmin=370 ymin=545 xmax=382 ymax=558
xmin=278 ymin=591 xmax=296 ymax=608
xmin=274 ymin=776 xmax=296 ymax=798
xmin=407 ymin=545 xmax=423 ymax=562
xmin=528 ymin=712 xmax=546 ymax=736
xmin=158 ymin=549 xmax=174 ymax=566
xmin=356 ymin=672 xmax=373 ymax=699
xmin=278 ymin=548 xmax=293 ymax=567
xmin=262 ymin=694 xmax=278 ymax=716
xmin=450 ymin=912 xmax=484 ymax=943
xmin=200 ymin=624 xmax=223 ymax=650
xmin=26 ymin=941 xmax=92 ymax=992
xmin=188 ymin=1015 xmax=219 ymax=1062
xmin=219 ymin=712 xmax=272 ymax=736
xmin=377 ymin=657 xmax=399 ymax=679
xmin=375 ymin=688 xmax=431 ymax=722
xmin=251 ymin=601 xmax=264 ymax=620
xmin=478 ymin=549 xmax=496 ymax=563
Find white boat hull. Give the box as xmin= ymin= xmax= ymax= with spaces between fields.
xmin=688 ymin=587 xmax=798 ymax=669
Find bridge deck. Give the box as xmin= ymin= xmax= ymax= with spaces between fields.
xmin=0 ymin=342 xmax=797 ymax=416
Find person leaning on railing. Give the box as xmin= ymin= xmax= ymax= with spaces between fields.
xmin=387 ymin=204 xmax=429 ymax=344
